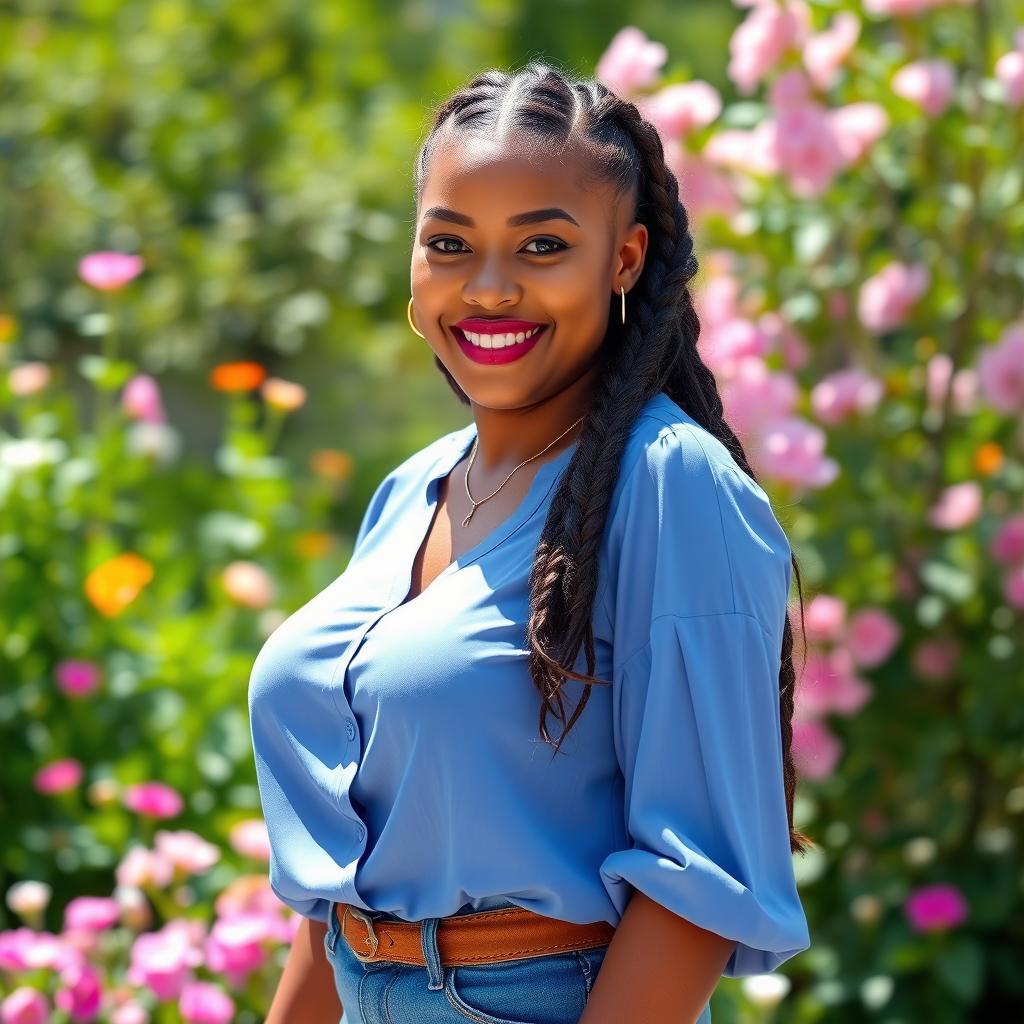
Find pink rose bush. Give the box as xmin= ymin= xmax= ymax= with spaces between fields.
xmin=2 ymin=826 xmax=296 ymax=1021
xmin=586 ymin=7 xmax=1021 ymax=1014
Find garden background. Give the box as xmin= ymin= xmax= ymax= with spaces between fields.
xmin=2 ymin=0 xmax=1024 ymax=1021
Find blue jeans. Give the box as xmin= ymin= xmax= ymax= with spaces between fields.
xmin=323 ymin=899 xmax=611 ymax=1024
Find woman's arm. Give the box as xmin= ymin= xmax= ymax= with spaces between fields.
xmin=264 ymin=915 xmax=344 ymax=1024
xmin=579 ymin=890 xmax=736 ymax=1024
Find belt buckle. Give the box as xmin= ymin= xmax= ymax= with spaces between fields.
xmin=342 ymin=905 xmax=380 ymax=962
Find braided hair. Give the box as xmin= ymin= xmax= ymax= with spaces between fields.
xmin=412 ymin=61 xmax=814 ymax=856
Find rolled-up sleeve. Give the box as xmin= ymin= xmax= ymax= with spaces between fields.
xmin=599 ymin=423 xmax=810 ymax=977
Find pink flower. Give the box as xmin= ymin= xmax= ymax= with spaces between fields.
xmin=904 ymin=883 xmax=968 ymax=933
xmin=768 ymin=68 xmax=811 ymax=111
xmin=865 ymin=0 xmax=975 ymax=15
xmin=595 ymin=27 xmax=668 ymax=97
xmin=154 ymin=830 xmax=221 ymax=876
xmin=757 ymin=416 xmax=840 ymax=488
xmin=8 ymin=362 xmax=51 ymax=397
xmin=77 ymin=251 xmax=144 ymax=292
xmin=797 ymin=648 xmax=874 ymax=716
xmin=990 ymin=514 xmax=1024 ymax=565
xmin=995 ymin=50 xmax=1024 ymax=108
xmin=804 ymin=594 xmax=847 ymax=642
xmin=928 ymin=481 xmax=983 ymax=531
xmin=228 ymin=819 xmax=271 ymax=861
xmin=925 ymin=352 xmax=979 ymax=415
xmin=810 ymin=366 xmax=885 ymax=425
xmin=791 ymin=716 xmax=842 ymax=780
xmin=116 ymin=846 xmax=175 ymax=889
xmin=802 ymin=11 xmax=860 ymax=90
xmin=1003 ymin=564 xmax=1024 ymax=609
xmin=127 ymin=925 xmax=203 ymax=1001
xmin=892 ymin=59 xmax=956 ymax=117
xmin=772 ymin=101 xmax=846 ymax=197
xmin=845 ymin=608 xmax=901 ymax=668
xmin=221 ymin=561 xmax=275 ymax=609
xmin=728 ymin=0 xmax=811 ymax=95
xmin=912 ymin=636 xmax=961 ymax=681
xmin=977 ymin=321 xmax=1024 ymax=414
xmin=719 ymin=358 xmax=799 ymax=439
xmin=669 ymin=151 xmax=740 ymax=222
xmin=700 ymin=318 xmax=773 ymax=378
xmin=857 ymin=261 xmax=929 ymax=333
xmin=639 ymin=81 xmax=721 ymax=140
xmin=0 ymin=929 xmax=69 ymax=972
xmin=111 ymin=1001 xmax=150 ymax=1024
xmin=1 ymin=988 xmax=50 ymax=1024
xmin=121 ymin=375 xmax=166 ymax=424
xmin=703 ymin=122 xmax=780 ymax=176
xmin=54 ymin=659 xmax=102 ymax=698
xmin=203 ymin=913 xmax=273 ymax=987
xmin=54 ymin=961 xmax=102 ymax=1022
xmin=759 ymin=310 xmax=810 ymax=370
xmin=828 ymin=102 xmax=889 ymax=164
xmin=179 ymin=981 xmax=235 ymax=1024
xmin=122 ymin=782 xmax=184 ymax=819
xmin=33 ymin=758 xmax=84 ymax=795
xmin=64 ymin=896 xmax=120 ymax=932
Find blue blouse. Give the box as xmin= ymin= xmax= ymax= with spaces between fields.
xmin=247 ymin=391 xmax=810 ymax=984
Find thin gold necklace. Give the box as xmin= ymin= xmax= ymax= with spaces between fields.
xmin=461 ymin=415 xmax=585 ymax=527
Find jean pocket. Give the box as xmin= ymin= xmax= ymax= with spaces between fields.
xmin=443 ymin=950 xmax=588 ymax=1024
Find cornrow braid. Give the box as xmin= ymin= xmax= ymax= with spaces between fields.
xmin=413 ymin=61 xmax=814 ymax=856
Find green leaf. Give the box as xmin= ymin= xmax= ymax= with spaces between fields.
xmin=935 ymin=938 xmax=984 ymax=1003
xmin=77 ymin=355 xmax=137 ymax=391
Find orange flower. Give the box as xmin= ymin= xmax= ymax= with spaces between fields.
xmin=973 ymin=442 xmax=1003 ymax=477
xmin=294 ymin=531 xmax=334 ymax=558
xmin=209 ymin=361 xmax=267 ymax=392
xmin=84 ymin=553 xmax=154 ymax=617
xmin=309 ymin=449 xmax=354 ymax=481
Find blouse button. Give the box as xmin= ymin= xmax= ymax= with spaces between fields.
xmin=344 ymin=718 xmax=356 ymax=741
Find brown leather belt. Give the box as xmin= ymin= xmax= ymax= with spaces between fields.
xmin=335 ymin=903 xmax=615 ymax=966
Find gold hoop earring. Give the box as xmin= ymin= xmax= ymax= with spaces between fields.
xmin=407 ymin=297 xmax=426 ymax=339
xmin=620 ymin=286 xmax=626 ymax=326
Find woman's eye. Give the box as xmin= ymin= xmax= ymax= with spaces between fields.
xmin=522 ymin=237 xmax=567 ymax=255
xmin=425 ymin=237 xmax=567 ymax=255
xmin=427 ymin=238 xmax=469 ymax=254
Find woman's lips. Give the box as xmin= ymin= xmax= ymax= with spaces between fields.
xmin=451 ymin=323 xmax=548 ymax=366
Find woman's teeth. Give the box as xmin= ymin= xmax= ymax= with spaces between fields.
xmin=461 ymin=325 xmax=542 ymax=349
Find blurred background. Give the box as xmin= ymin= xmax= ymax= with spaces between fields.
xmin=2 ymin=0 xmax=1024 ymax=1021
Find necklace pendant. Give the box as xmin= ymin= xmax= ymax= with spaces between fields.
xmin=462 ymin=508 xmax=475 ymax=527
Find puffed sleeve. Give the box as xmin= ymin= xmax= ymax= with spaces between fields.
xmin=598 ymin=423 xmax=810 ymax=977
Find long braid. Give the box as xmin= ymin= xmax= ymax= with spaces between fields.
xmin=414 ymin=62 xmax=814 ymax=856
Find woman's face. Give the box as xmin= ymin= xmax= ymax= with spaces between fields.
xmin=411 ymin=131 xmax=647 ymax=412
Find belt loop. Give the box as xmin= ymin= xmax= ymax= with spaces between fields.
xmin=421 ymin=917 xmax=444 ymax=990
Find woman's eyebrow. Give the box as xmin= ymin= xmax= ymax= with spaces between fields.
xmin=422 ymin=206 xmax=580 ymax=228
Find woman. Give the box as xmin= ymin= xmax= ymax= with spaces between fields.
xmin=248 ymin=61 xmax=812 ymax=1024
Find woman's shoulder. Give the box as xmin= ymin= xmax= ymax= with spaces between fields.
xmin=612 ymin=393 xmax=739 ymax=504
xmin=605 ymin=393 xmax=792 ymax=631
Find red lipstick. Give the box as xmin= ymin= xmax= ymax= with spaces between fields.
xmin=451 ymin=318 xmax=548 ymax=366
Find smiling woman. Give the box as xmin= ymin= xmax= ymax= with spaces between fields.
xmin=251 ymin=60 xmax=812 ymax=1024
